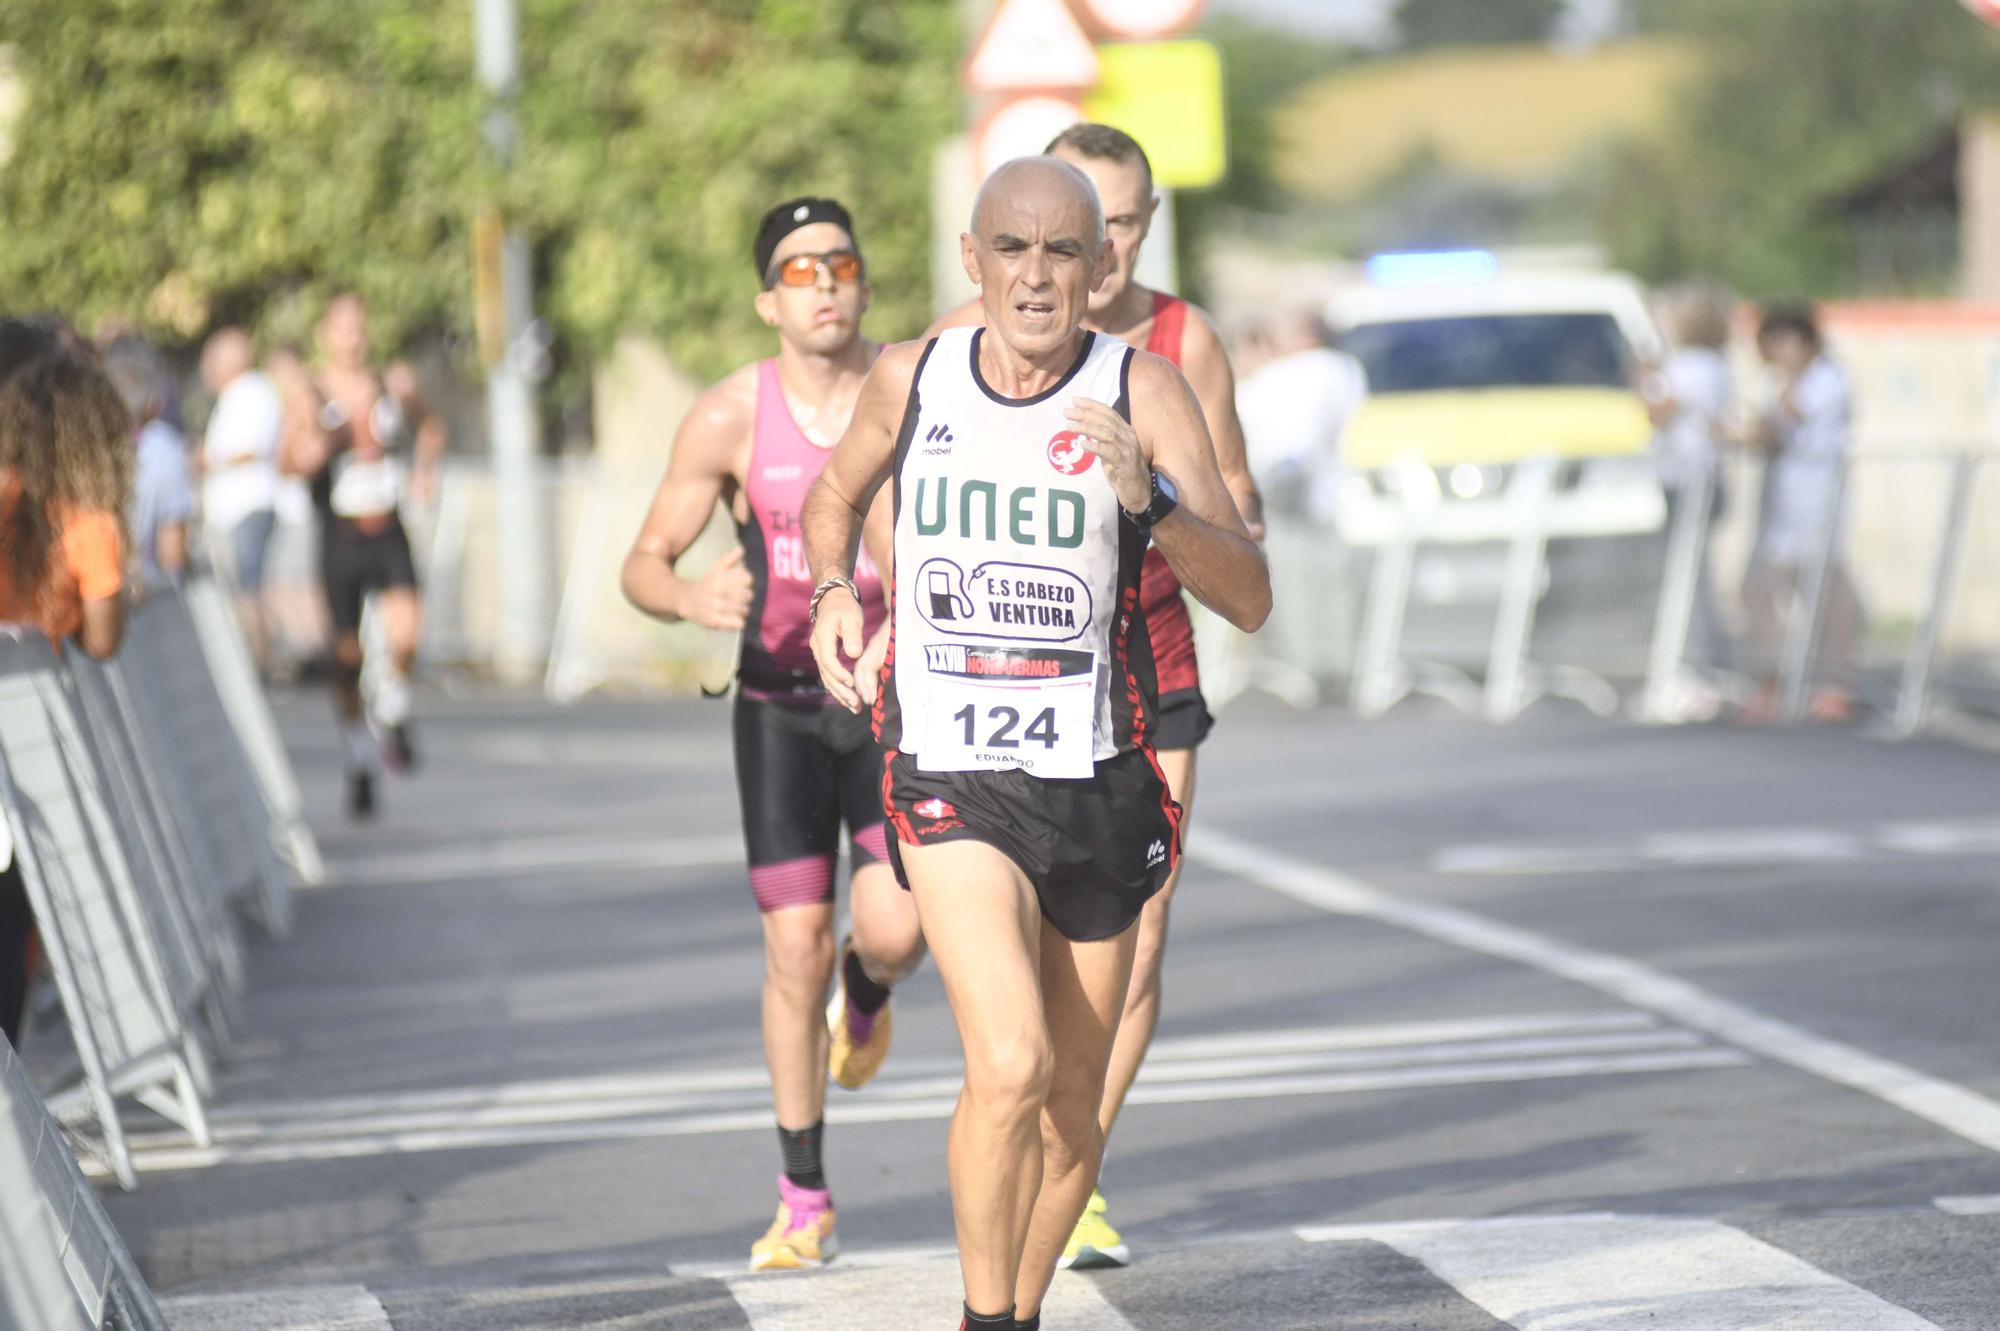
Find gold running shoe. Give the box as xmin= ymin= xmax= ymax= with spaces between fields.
xmin=826 ymin=937 xmax=894 ymax=1091
xmin=1058 ymin=1186 xmax=1130 ymax=1270
xmin=748 ymin=1176 xmax=839 ymax=1271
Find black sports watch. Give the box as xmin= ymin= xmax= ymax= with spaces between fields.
xmin=1122 ymin=470 xmax=1180 ymax=531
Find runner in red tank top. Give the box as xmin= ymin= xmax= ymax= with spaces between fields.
xmin=622 ymin=197 xmax=926 ymax=1273
xmin=927 ymin=124 xmax=1263 ymax=1269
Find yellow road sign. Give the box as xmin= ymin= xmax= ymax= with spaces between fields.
xmin=1082 ymin=40 xmax=1227 ymax=190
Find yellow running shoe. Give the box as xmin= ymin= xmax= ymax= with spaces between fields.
xmin=826 ymin=938 xmax=894 ymax=1091
xmin=748 ymin=1177 xmax=839 ymax=1271
xmin=1057 ymin=1186 xmax=1129 ymax=1270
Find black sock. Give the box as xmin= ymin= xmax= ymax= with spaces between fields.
xmin=777 ymin=1120 xmax=826 ymax=1190
xmin=843 ymin=947 xmax=892 ymax=1016
xmin=962 ymin=1304 xmax=1013 ymax=1328
xmin=1012 ymin=1314 xmax=1041 ymax=1330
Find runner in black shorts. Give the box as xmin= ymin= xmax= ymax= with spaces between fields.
xmin=927 ymin=125 xmax=1266 ymax=1267
xmin=621 ymin=197 xmax=925 ymax=1272
xmin=285 ymin=294 xmax=442 ymax=820
xmin=804 ymin=157 xmax=1269 ymax=1331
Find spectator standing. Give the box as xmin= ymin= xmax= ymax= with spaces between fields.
xmin=103 ymin=335 xmax=194 ymax=582
xmin=201 ymin=328 xmax=284 ymax=669
xmin=1742 ymin=302 xmax=1862 ymax=723
xmin=1234 ymin=309 xmax=1365 ymax=516
xmin=0 ymin=331 xmax=135 ymax=1045
xmin=1645 ymin=280 xmax=1736 ymax=681
xmin=1235 ymin=311 xmax=1364 ymax=682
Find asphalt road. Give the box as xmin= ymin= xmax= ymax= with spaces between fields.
xmin=90 ymin=686 xmax=2000 ymax=1329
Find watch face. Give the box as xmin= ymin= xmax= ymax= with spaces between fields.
xmin=1156 ymin=472 xmax=1179 ymax=504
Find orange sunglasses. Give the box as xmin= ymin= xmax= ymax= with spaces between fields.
xmin=767 ymin=249 xmax=864 ymax=289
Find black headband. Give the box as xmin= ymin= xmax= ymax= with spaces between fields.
xmin=754 ymin=197 xmax=858 ymax=281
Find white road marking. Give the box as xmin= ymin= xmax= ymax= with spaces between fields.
xmin=90 ymin=1031 xmax=1743 ymax=1176
xmin=1640 ymin=828 xmax=1864 ymax=865
xmin=162 ymin=1011 xmax=1661 ymax=1138
xmin=1299 ymin=1213 xmax=1942 ymax=1330
xmin=723 ymin=1254 xmax=1138 ymax=1330
xmin=675 ymin=1243 xmax=959 ymax=1280
xmin=148 ymin=1030 xmax=1713 ymax=1147
xmin=159 ymin=1285 xmax=392 ymax=1331
xmin=1933 ymin=1193 xmax=2000 ymax=1215
xmin=1200 ymin=828 xmax=2000 ymax=1156
xmin=1435 ymin=817 xmax=2000 ymax=876
xmin=325 ymin=832 xmax=743 ymax=886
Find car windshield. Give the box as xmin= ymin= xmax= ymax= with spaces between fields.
xmin=1339 ymin=313 xmax=1632 ymax=393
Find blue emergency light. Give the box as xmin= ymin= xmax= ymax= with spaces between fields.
xmin=1365 ymin=249 xmax=1499 ymax=288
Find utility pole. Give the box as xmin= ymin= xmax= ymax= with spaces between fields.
xmin=473 ymin=0 xmax=551 ymax=683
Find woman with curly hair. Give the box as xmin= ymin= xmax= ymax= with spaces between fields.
xmin=0 ymin=330 xmax=136 ymax=1047
xmin=0 ymin=344 xmax=134 ymax=659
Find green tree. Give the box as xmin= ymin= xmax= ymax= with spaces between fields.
xmin=1396 ymin=0 xmax=1563 ymax=49
xmin=1594 ymin=0 xmax=2000 ymax=295
xmin=0 ymin=1 xmax=957 ymax=382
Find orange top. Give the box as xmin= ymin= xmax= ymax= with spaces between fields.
xmin=0 ymin=476 xmax=123 ymax=640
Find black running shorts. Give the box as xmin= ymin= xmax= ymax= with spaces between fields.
xmin=1150 ymin=686 xmax=1214 ymax=751
xmin=321 ymin=514 xmax=419 ymax=636
xmin=734 ymin=694 xmax=890 ymax=913
xmin=882 ymin=747 xmax=1182 ymax=942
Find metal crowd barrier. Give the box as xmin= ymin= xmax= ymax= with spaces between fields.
xmin=0 ymin=630 xmax=214 ymax=1188
xmin=1 ymin=1032 xmax=168 ymax=1330
xmin=122 ymin=583 xmax=295 ymax=940
xmin=1296 ymin=447 xmax=2000 ymax=735
xmin=1642 ymin=447 xmax=2000 ymax=735
xmin=182 ymin=572 xmax=325 ymax=893
xmin=1345 ymin=453 xmax=1666 ymax=722
xmin=0 ymin=571 xmax=313 ymax=1190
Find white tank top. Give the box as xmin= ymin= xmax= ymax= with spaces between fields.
xmin=875 ymin=327 xmax=1160 ymax=778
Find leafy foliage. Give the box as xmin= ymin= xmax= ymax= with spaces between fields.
xmin=1395 ymin=0 xmax=1563 ymax=50
xmin=0 ymin=2 xmax=957 ymax=380
xmin=1594 ymin=0 xmax=2000 ymax=295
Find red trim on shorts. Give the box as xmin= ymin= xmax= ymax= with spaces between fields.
xmin=1138 ymin=739 xmax=1184 ymax=867
xmin=882 ymin=749 xmax=919 ymax=847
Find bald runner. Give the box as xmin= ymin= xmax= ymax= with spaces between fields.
xmin=929 ymin=124 xmax=1262 ymax=1270
xmin=806 ymin=156 xmax=1269 ymax=1330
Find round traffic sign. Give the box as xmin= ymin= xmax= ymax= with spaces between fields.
xmin=974 ymin=94 xmax=1084 ymax=178
xmin=1084 ymin=0 xmax=1207 ymax=40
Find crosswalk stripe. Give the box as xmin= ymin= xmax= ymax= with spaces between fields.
xmin=1933 ymin=1193 xmax=2000 ymax=1215
xmin=93 ymin=1045 xmax=1742 ymax=1176
xmin=1299 ymin=1214 xmax=1942 ymax=1330
xmin=723 ymin=1256 xmax=1138 ymax=1330
xmin=158 ymin=1285 xmax=393 ymax=1331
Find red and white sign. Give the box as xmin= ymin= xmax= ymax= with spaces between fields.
xmin=965 ymin=0 xmax=1100 ymax=93
xmin=973 ymin=93 xmax=1084 ymax=177
xmin=1083 ymin=0 xmax=1207 ymax=40
xmin=1047 ymin=431 xmax=1097 ymax=476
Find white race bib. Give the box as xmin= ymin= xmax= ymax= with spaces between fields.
xmin=329 ymin=456 xmax=403 ymax=518
xmin=917 ymin=645 xmax=1097 ymax=779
